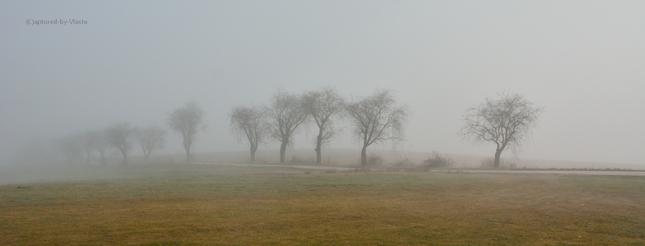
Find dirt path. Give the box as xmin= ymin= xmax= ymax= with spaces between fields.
xmin=451 ymin=169 xmax=645 ymax=176
xmin=198 ymin=162 xmax=645 ymax=176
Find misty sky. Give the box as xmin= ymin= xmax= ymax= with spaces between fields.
xmin=1 ymin=1 xmax=643 ymax=165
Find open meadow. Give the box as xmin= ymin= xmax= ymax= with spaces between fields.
xmin=2 ymin=163 xmax=645 ymax=245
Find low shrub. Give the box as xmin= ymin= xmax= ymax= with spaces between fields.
xmin=422 ymin=152 xmax=453 ymax=168
xmin=366 ymin=153 xmax=384 ymax=166
xmin=392 ymin=157 xmax=416 ymax=167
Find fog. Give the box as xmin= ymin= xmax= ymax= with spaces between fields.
xmin=1 ymin=1 xmax=644 ymax=168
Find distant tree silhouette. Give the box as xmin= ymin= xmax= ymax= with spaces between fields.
xmin=269 ymin=90 xmax=309 ymax=163
xmin=105 ymin=122 xmax=135 ymax=165
xmin=303 ymin=86 xmax=345 ymax=164
xmin=168 ymin=102 xmax=205 ymax=162
xmin=135 ymin=125 xmax=167 ymax=162
xmin=95 ymin=130 xmax=109 ymax=166
xmin=346 ymin=90 xmax=408 ymax=166
xmin=81 ymin=130 xmax=99 ymax=165
xmin=461 ymin=92 xmax=544 ymax=168
xmin=59 ymin=134 xmax=83 ymax=164
xmin=230 ymin=105 xmax=269 ymax=162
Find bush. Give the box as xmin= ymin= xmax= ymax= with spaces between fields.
xmin=422 ymin=152 xmax=453 ymax=168
xmin=392 ymin=157 xmax=416 ymax=167
xmin=480 ymin=158 xmax=494 ymax=168
xmin=366 ymin=153 xmax=384 ymax=166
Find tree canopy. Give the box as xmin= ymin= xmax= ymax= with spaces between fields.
xmin=461 ymin=92 xmax=544 ymax=168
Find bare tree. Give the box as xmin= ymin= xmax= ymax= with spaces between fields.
xmin=105 ymin=122 xmax=135 ymax=165
xmin=13 ymin=138 xmax=60 ymax=166
xmin=230 ymin=105 xmax=269 ymax=162
xmin=303 ymin=86 xmax=345 ymax=164
xmin=168 ymin=102 xmax=205 ymax=162
xmin=81 ymin=131 xmax=99 ymax=165
xmin=460 ymin=92 xmax=544 ymax=168
xmin=346 ymin=90 xmax=408 ymax=166
xmin=59 ymin=134 xmax=83 ymax=164
xmin=95 ymin=130 xmax=109 ymax=166
xmin=269 ymin=90 xmax=309 ymax=163
xmin=135 ymin=125 xmax=167 ymax=163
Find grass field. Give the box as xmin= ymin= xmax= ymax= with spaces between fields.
xmin=2 ymin=163 xmax=645 ymax=245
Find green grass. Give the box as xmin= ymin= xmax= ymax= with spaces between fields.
xmin=1 ymin=163 xmax=645 ymax=245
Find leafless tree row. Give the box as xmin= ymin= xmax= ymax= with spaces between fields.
xmin=15 ymin=122 xmax=167 ymax=166
xmin=230 ymin=88 xmax=543 ymax=168
xmin=230 ymin=87 xmax=409 ymax=165
xmin=13 ymin=89 xmax=542 ymax=169
xmin=12 ymin=102 xmax=203 ymax=166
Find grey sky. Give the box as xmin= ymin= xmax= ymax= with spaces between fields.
xmin=1 ymin=1 xmax=643 ymax=165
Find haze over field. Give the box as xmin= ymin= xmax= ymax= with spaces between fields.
xmin=1 ymin=1 xmax=643 ymax=167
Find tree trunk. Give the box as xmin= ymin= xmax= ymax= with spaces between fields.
xmin=250 ymin=144 xmax=257 ymax=162
xmin=184 ymin=138 xmax=191 ymax=162
xmin=315 ymin=135 xmax=323 ymax=164
xmin=280 ymin=140 xmax=288 ymax=163
xmin=99 ymin=151 xmax=106 ymax=166
xmin=86 ymin=151 xmax=92 ymax=165
xmin=144 ymin=153 xmax=150 ymax=163
xmin=493 ymin=149 xmax=502 ymax=168
xmin=123 ymin=152 xmax=128 ymax=166
xmin=360 ymin=144 xmax=368 ymax=166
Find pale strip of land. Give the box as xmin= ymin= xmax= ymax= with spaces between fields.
xmin=201 ymin=162 xmax=645 ymax=176
xmin=2 ymin=148 xmax=643 ymax=185
xmin=185 ymin=149 xmax=645 ymax=170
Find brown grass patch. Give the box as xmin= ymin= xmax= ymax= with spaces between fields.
xmin=1 ymin=164 xmax=645 ymax=245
